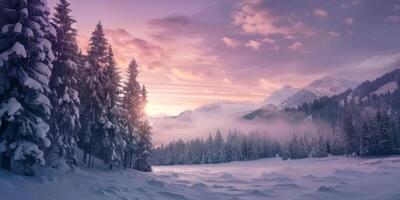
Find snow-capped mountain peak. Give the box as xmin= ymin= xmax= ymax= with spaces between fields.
xmin=259 ymin=76 xmax=358 ymax=110
xmin=279 ymin=89 xmax=319 ymax=108
xmin=264 ymin=85 xmax=300 ymax=106
xmin=305 ymin=76 xmax=359 ymax=97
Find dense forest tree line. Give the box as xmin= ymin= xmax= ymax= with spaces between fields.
xmin=0 ymin=0 xmax=152 ymax=176
xmin=150 ymin=127 xmax=346 ymax=166
xmin=150 ymin=130 xmax=282 ymax=166
xmin=294 ymin=69 xmax=400 ymax=156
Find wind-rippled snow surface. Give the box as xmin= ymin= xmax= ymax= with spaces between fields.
xmin=1 ymin=156 xmax=400 ymax=200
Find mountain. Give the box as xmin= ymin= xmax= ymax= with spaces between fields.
xmin=371 ymin=81 xmax=398 ymax=96
xmin=242 ymin=104 xmax=279 ymax=120
xmin=262 ymin=76 xmax=359 ymax=109
xmin=279 ymin=89 xmax=320 ymax=108
xmin=264 ymin=85 xmax=300 ymax=106
xmin=294 ymin=69 xmax=400 ymax=124
xmin=244 ymin=76 xmax=359 ymax=120
xmin=279 ymin=76 xmax=358 ymax=108
xmin=305 ymin=76 xmax=359 ymax=97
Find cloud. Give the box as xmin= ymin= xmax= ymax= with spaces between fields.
xmin=334 ymin=52 xmax=400 ymax=81
xmin=344 ymin=17 xmax=354 ymax=26
xmin=262 ymin=38 xmax=279 ymax=50
xmin=245 ymin=40 xmax=261 ymax=50
xmin=145 ymin=14 xmax=223 ymax=71
xmin=222 ymin=37 xmax=240 ymax=48
xmin=223 ymin=78 xmax=232 ymax=84
xmin=341 ymin=0 xmax=360 ymax=9
xmin=259 ymin=78 xmax=280 ymax=92
xmin=147 ymin=14 xmax=200 ymax=41
xmin=385 ymin=15 xmax=400 ymax=23
xmin=328 ymin=31 xmax=340 ymax=37
xmin=232 ymin=4 xmax=287 ymax=36
xmin=262 ymin=38 xmax=276 ymax=45
xmin=168 ymin=68 xmax=202 ymax=81
xmin=288 ymin=41 xmax=303 ymax=51
xmin=104 ymin=28 xmax=168 ymax=70
xmin=313 ymin=8 xmax=328 ymax=18
xmin=231 ymin=0 xmax=314 ymax=38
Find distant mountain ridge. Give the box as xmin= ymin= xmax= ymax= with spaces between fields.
xmin=244 ymin=76 xmax=359 ymax=120
xmin=264 ymin=85 xmax=300 ymax=106
xmin=261 ymin=76 xmax=359 ymax=110
xmin=244 ymin=69 xmax=400 ymax=122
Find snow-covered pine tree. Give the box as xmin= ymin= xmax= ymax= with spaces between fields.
xmin=103 ymin=46 xmax=126 ymax=169
xmin=224 ymin=132 xmax=235 ymax=162
xmin=298 ymin=136 xmax=308 ymax=158
xmin=311 ymin=135 xmax=328 ymax=158
xmin=205 ymin=134 xmax=213 ymax=163
xmin=121 ymin=59 xmax=141 ymax=168
xmin=288 ymin=135 xmax=300 ymax=159
xmin=359 ymin=121 xmax=371 ymax=156
xmin=48 ymin=0 xmax=80 ymax=170
xmin=79 ymin=22 xmax=110 ymax=168
xmin=0 ymin=0 xmax=55 ymax=175
xmin=376 ymin=112 xmax=392 ymax=155
xmin=344 ymin=112 xmax=358 ymax=155
xmin=240 ymin=135 xmax=250 ymax=161
xmin=133 ymin=85 xmax=152 ymax=171
xmin=213 ymin=129 xmax=225 ymax=163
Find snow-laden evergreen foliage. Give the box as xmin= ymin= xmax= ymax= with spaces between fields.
xmin=102 ymin=46 xmax=126 ymax=169
xmin=134 ymin=86 xmax=152 ymax=171
xmin=76 ymin=24 xmax=152 ymax=171
xmin=150 ymin=130 xmax=282 ymax=165
xmin=121 ymin=59 xmax=141 ymax=168
xmin=79 ymin=22 xmax=113 ymax=168
xmin=294 ymin=69 xmax=400 ymax=156
xmin=0 ymin=0 xmax=55 ymax=176
xmin=0 ymin=0 xmax=152 ymax=175
xmin=48 ymin=0 xmax=80 ymax=170
xmin=151 ymin=128 xmax=344 ymax=165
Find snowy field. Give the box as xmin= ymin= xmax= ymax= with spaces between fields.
xmin=1 ymin=156 xmax=400 ymax=200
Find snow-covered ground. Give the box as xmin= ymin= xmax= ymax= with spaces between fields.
xmin=1 ymin=156 xmax=400 ymax=200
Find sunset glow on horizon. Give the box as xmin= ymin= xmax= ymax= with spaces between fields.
xmin=48 ymin=0 xmax=400 ymax=116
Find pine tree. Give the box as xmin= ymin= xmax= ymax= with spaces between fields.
xmin=241 ymin=135 xmax=250 ymax=161
xmin=312 ymin=135 xmax=328 ymax=158
xmin=224 ymin=132 xmax=235 ymax=162
xmin=359 ymin=121 xmax=371 ymax=156
xmin=79 ymin=22 xmax=110 ymax=168
xmin=133 ymin=86 xmax=152 ymax=172
xmin=0 ymin=0 xmax=55 ymax=175
xmin=298 ymin=136 xmax=308 ymax=158
xmin=344 ymin=112 xmax=358 ymax=155
xmin=205 ymin=134 xmax=213 ymax=163
xmin=376 ymin=112 xmax=392 ymax=155
xmin=288 ymin=135 xmax=299 ymax=159
xmin=87 ymin=22 xmax=108 ymax=70
xmin=121 ymin=59 xmax=141 ymax=168
xmin=213 ymin=129 xmax=224 ymax=162
xmin=102 ymin=46 xmax=126 ymax=169
xmin=48 ymin=0 xmax=80 ymax=170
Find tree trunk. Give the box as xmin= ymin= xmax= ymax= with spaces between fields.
xmin=123 ymin=150 xmax=128 ymax=169
xmin=87 ymin=137 xmax=94 ymax=168
xmin=1 ymin=154 xmax=11 ymax=170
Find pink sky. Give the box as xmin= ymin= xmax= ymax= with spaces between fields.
xmin=48 ymin=0 xmax=400 ymax=116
